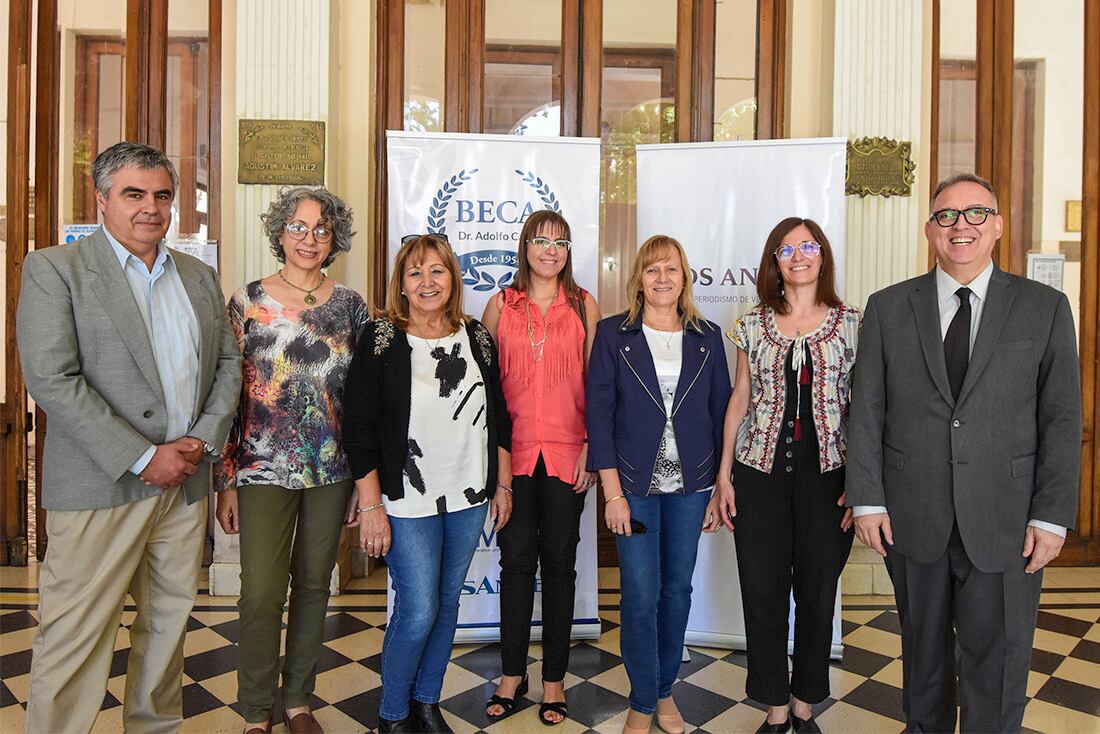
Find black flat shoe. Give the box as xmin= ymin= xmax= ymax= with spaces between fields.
xmin=538 ymin=701 xmax=568 ymax=726
xmin=377 ymin=716 xmax=410 ymax=733
xmin=756 ymin=717 xmax=792 ymax=734
xmin=791 ymin=713 xmax=821 ymax=733
xmin=484 ymin=675 xmax=530 ymax=722
xmin=409 ymin=700 xmax=453 ymax=734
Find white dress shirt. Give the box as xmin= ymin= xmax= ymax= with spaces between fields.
xmin=104 ymin=228 xmax=201 ymax=475
xmin=853 ymin=261 xmax=1066 ymax=538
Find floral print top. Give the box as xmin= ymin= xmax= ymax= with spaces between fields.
xmin=728 ymin=304 xmax=861 ymax=475
xmin=216 ymin=280 xmax=370 ymax=491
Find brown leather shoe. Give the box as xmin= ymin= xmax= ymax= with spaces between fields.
xmin=243 ymin=719 xmax=271 ymax=734
xmin=283 ymin=708 xmax=324 ymax=734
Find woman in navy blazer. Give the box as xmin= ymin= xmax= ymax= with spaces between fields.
xmin=586 ymin=235 xmax=732 ymax=734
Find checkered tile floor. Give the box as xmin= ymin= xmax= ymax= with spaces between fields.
xmin=2 ymin=565 xmax=1098 ymax=733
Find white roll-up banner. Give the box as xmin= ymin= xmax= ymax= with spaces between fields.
xmin=386 ymin=130 xmax=602 ymax=643
xmin=636 ymin=138 xmax=848 ymax=657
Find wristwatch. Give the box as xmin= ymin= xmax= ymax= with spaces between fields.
xmin=201 ymin=440 xmax=219 ymax=458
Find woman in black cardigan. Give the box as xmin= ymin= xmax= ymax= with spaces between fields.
xmin=342 ymin=234 xmax=512 ymax=734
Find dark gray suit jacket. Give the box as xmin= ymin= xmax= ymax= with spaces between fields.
xmin=16 ymin=228 xmax=242 ymax=510
xmin=845 ymin=266 xmax=1081 ymax=572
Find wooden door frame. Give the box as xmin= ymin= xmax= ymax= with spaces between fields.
xmin=931 ymin=0 xmax=1100 ymax=565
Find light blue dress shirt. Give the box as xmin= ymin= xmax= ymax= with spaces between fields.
xmin=853 ymin=261 xmax=1066 ymax=538
xmin=103 ymin=228 xmax=201 ymax=475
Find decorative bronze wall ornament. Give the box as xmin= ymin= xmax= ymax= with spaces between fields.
xmin=845 ymin=136 xmax=916 ymax=197
xmin=238 ymin=119 xmax=326 ymax=185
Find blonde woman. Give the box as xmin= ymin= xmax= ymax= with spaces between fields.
xmin=585 ymin=236 xmax=732 ymax=734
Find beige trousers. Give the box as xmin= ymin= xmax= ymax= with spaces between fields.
xmin=25 ymin=488 xmax=207 ymax=734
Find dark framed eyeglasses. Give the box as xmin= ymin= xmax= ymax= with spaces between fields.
xmin=401 ymin=233 xmax=450 ymax=244
xmin=929 ymin=207 xmax=997 ymax=227
xmin=775 ymin=241 xmax=821 ymax=262
xmin=529 ymin=236 xmax=572 ymax=252
xmin=285 ymin=221 xmax=333 ymax=244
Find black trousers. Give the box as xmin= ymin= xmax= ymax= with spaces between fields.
xmin=886 ymin=526 xmax=1042 ymax=733
xmin=498 ymin=454 xmax=587 ymax=681
xmin=732 ymin=458 xmax=852 ymax=706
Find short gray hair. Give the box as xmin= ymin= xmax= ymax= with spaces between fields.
xmin=260 ymin=186 xmax=355 ymax=268
xmin=930 ymin=172 xmax=998 ymax=209
xmin=92 ymin=141 xmax=178 ymax=196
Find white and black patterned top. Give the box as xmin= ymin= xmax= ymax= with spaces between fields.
xmin=643 ymin=324 xmax=685 ymax=494
xmin=388 ymin=327 xmax=489 ymax=518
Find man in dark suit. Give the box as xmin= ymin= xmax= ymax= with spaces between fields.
xmin=845 ymin=173 xmax=1081 ymax=732
xmin=17 ymin=142 xmax=241 ymax=733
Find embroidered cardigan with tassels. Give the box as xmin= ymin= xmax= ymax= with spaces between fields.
xmin=728 ymin=304 xmax=862 ymax=475
xmin=496 ymin=285 xmax=588 ymax=482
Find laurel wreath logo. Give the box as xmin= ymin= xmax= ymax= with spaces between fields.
xmin=513 ymin=169 xmax=561 ymax=212
xmin=462 ymin=262 xmax=514 ymax=292
xmin=427 ymin=168 xmax=479 ymax=234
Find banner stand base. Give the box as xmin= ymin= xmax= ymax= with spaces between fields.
xmin=454 ymin=621 xmax=601 ymax=645
xmin=685 ymin=632 xmax=843 ymax=661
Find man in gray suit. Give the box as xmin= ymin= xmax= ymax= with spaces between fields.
xmin=846 ymin=173 xmax=1081 ymax=733
xmin=17 ymin=141 xmax=241 ymax=733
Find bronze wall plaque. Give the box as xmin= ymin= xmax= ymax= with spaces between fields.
xmin=238 ymin=119 xmax=326 ymax=185
xmin=845 ymin=137 xmax=916 ymax=197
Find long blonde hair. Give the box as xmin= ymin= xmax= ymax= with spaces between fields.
xmin=384 ymin=235 xmax=467 ymax=331
xmin=624 ymin=235 xmax=706 ymax=331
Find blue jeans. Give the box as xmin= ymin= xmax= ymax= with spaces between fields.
xmin=379 ymin=503 xmax=488 ymax=721
xmin=616 ymin=490 xmax=711 ymax=714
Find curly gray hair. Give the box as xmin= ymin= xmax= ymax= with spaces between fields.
xmin=261 ymin=186 xmax=355 ymax=268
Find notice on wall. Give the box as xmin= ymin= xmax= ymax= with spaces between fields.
xmin=62 ymin=224 xmax=100 ymax=243
xmin=1027 ymin=252 xmax=1065 ymax=291
xmin=238 ymin=119 xmax=326 ymax=185
xmin=170 ymin=239 xmax=219 ymax=272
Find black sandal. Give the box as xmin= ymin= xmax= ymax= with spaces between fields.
xmin=539 ymin=701 xmax=569 ymax=726
xmin=485 ymin=676 xmax=529 ymax=722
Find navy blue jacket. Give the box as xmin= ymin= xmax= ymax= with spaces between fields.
xmin=585 ymin=312 xmax=732 ymax=495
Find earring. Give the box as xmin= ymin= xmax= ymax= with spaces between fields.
xmin=777 ymin=272 xmax=785 ymax=296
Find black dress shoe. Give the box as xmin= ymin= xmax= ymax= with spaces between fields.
xmin=378 ymin=716 xmax=411 ymax=733
xmin=409 ymin=700 xmax=453 ymax=734
xmin=756 ymin=716 xmax=792 ymax=734
xmin=791 ymin=712 xmax=822 ymax=733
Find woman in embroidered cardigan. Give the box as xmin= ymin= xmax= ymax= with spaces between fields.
xmin=341 ymin=235 xmax=513 ymax=734
xmin=481 ymin=210 xmax=600 ymax=727
xmin=712 ymin=218 xmax=859 ymax=734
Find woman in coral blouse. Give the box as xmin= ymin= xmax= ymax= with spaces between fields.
xmin=482 ymin=210 xmax=600 ymax=727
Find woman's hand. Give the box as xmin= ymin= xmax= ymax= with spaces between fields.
xmin=837 ymin=492 xmax=854 ymax=532
xmin=605 ymin=495 xmax=632 ymax=536
xmin=572 ymin=444 xmax=597 ymax=493
xmin=703 ymin=475 xmax=737 ymax=533
xmin=215 ymin=488 xmax=240 ymax=534
xmin=357 ymin=506 xmax=391 ymax=558
xmin=490 ymin=486 xmax=513 ymax=531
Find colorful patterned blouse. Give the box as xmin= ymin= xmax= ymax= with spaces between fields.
xmin=216 ymin=280 xmax=370 ymax=491
xmin=728 ymin=305 xmax=861 ymax=475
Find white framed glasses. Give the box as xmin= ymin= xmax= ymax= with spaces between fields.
xmin=530 ymin=236 xmax=572 ymax=251
xmin=775 ymin=241 xmax=821 ymax=261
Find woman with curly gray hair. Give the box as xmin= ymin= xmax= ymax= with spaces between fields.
xmin=215 ymin=186 xmax=368 ymax=734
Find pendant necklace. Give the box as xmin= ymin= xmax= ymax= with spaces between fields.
xmin=280 ymin=269 xmax=326 ymax=306
xmin=525 ymin=301 xmax=547 ymax=363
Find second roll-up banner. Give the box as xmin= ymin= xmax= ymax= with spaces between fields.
xmin=386 ymin=130 xmax=603 ymax=643
xmin=636 ymin=137 xmax=849 ymax=656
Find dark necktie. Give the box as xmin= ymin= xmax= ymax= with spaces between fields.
xmin=944 ymin=287 xmax=972 ymax=401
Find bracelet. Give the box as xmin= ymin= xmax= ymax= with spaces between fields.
xmin=355 ymin=503 xmax=384 ymax=515
xmin=497 ymin=483 xmax=513 ymax=493
xmin=606 ymin=494 xmax=627 ymax=505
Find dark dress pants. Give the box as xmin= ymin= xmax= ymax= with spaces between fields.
xmin=886 ymin=525 xmax=1043 ymax=733
xmin=498 ymin=454 xmax=587 ymax=681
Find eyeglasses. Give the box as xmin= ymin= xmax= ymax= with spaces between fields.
xmin=929 ymin=207 xmax=997 ymax=227
xmin=775 ymin=241 xmax=821 ymax=261
xmin=529 ymin=236 xmax=572 ymax=252
xmin=401 ymin=233 xmax=450 ymax=244
xmin=285 ymin=221 xmax=333 ymax=244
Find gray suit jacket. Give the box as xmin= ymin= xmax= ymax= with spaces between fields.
xmin=845 ymin=266 xmax=1081 ymax=572
xmin=16 ymin=228 xmax=242 ymax=510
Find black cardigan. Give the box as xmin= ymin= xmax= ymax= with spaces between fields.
xmin=342 ymin=317 xmax=512 ymax=503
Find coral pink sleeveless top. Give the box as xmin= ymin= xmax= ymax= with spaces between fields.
xmin=497 ymin=285 xmax=588 ymax=482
